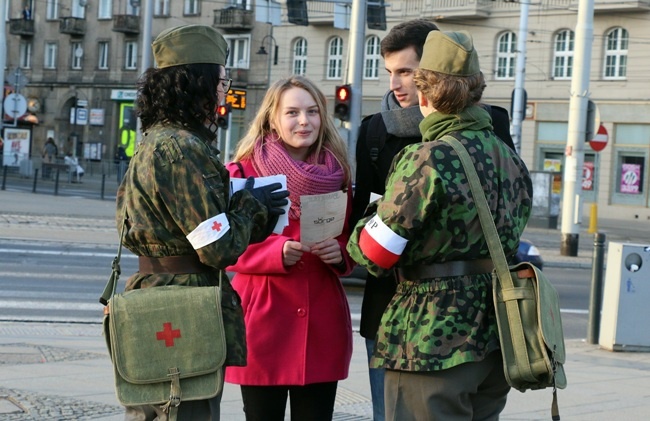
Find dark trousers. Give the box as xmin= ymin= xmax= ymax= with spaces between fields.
xmin=240 ymin=381 xmax=338 ymax=421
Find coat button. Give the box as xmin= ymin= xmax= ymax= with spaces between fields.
xmin=297 ymin=308 xmax=306 ymax=317
xmin=231 ymin=296 xmax=238 ymax=307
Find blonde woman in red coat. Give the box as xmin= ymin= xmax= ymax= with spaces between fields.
xmin=224 ymin=75 xmax=354 ymax=421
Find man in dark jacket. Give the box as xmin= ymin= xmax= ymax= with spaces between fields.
xmin=350 ymin=19 xmax=515 ymax=421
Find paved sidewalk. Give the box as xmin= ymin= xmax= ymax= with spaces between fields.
xmin=2 ymin=188 xmax=650 ymax=420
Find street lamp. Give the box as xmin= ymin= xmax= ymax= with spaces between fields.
xmin=256 ymin=32 xmax=277 ymax=89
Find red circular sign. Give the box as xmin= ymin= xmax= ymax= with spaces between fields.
xmin=590 ymin=124 xmax=608 ymax=152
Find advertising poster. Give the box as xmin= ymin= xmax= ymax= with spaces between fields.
xmin=582 ymin=162 xmax=594 ymax=191
xmin=620 ymin=163 xmax=641 ymax=194
xmin=2 ymin=128 xmax=31 ymax=167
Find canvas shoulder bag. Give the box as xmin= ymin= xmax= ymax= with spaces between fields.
xmin=443 ymin=134 xmax=567 ymax=421
xmin=99 ymin=218 xmax=226 ymax=420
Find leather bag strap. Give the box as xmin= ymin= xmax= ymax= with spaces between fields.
xmin=99 ymin=216 xmax=127 ymax=306
xmin=442 ymin=134 xmax=537 ymax=384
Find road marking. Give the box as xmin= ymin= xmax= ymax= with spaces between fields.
xmin=0 ymin=248 xmax=136 ymax=259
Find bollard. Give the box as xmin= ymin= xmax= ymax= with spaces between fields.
xmin=32 ymin=168 xmax=39 ymax=193
xmin=54 ymin=169 xmax=60 ymax=196
xmin=588 ymin=203 xmax=598 ymax=234
xmin=587 ymin=232 xmax=606 ymax=344
xmin=101 ymin=174 xmax=106 ymax=200
xmin=1 ymin=165 xmax=7 ymax=191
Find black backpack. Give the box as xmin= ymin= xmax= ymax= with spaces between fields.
xmin=368 ymin=104 xmax=516 ymax=172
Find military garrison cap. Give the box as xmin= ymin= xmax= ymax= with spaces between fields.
xmin=152 ymin=24 xmax=228 ymax=68
xmin=419 ymin=30 xmax=480 ymax=77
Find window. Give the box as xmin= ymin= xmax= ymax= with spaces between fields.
xmin=44 ymin=43 xmax=58 ymax=70
xmin=71 ymin=42 xmax=83 ymax=70
xmin=327 ymin=37 xmax=343 ymax=80
xmin=553 ymin=29 xmax=574 ymax=80
xmin=604 ymin=27 xmax=628 ymax=80
xmin=125 ymin=41 xmax=138 ymax=70
xmin=233 ymin=0 xmax=251 ymax=10
xmin=20 ymin=42 xmax=32 ymax=69
xmin=98 ymin=0 xmax=112 ymax=19
xmin=293 ymin=38 xmax=307 ymax=76
xmin=224 ymin=35 xmax=250 ymax=68
xmin=184 ymin=0 xmax=200 ymax=15
xmin=71 ymin=0 xmax=85 ymax=18
xmin=496 ymin=32 xmax=516 ymax=80
xmin=127 ymin=1 xmax=139 ymax=15
xmin=154 ymin=0 xmax=170 ymax=16
xmin=98 ymin=41 xmax=109 ymax=69
xmin=46 ymin=0 xmax=58 ymax=20
xmin=364 ymin=35 xmax=381 ymax=79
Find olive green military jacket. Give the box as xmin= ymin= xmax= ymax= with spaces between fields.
xmin=347 ymin=107 xmax=533 ymax=371
xmin=116 ymin=124 xmax=270 ymax=366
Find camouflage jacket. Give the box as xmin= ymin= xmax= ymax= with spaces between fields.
xmin=347 ymin=106 xmax=533 ymax=371
xmin=115 ymin=124 xmax=271 ymax=366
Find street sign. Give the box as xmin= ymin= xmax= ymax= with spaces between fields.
xmin=3 ymin=93 xmax=27 ymax=119
xmin=589 ymin=124 xmax=608 ymax=152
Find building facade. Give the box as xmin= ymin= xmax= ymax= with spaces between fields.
xmin=3 ymin=0 xmax=650 ymax=221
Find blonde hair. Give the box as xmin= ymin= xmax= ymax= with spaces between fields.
xmin=413 ymin=69 xmax=486 ymax=115
xmin=232 ymin=75 xmax=351 ymax=183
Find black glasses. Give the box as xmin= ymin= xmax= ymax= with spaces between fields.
xmin=218 ymin=78 xmax=232 ymax=92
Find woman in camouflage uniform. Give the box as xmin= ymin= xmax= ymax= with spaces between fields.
xmin=116 ymin=25 xmax=288 ymax=421
xmin=347 ymin=31 xmax=533 ymax=420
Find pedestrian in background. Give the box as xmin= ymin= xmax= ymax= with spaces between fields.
xmin=349 ymin=19 xmax=516 ymax=421
xmin=347 ymin=30 xmax=533 ymax=420
xmin=42 ymin=137 xmax=58 ymax=163
xmin=115 ymin=24 xmax=288 ymax=421
xmin=224 ymin=75 xmax=354 ymax=421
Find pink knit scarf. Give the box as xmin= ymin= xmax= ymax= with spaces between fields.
xmin=252 ymin=134 xmax=345 ymax=219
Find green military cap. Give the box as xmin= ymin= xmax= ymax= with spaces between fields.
xmin=152 ymin=24 xmax=228 ymax=68
xmin=419 ymin=30 xmax=480 ymax=77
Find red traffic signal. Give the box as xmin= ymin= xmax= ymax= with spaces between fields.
xmin=334 ymin=85 xmax=351 ymax=121
xmin=216 ymin=104 xmax=230 ymax=129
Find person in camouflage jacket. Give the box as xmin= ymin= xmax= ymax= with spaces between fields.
xmin=347 ymin=30 xmax=533 ymax=420
xmin=115 ymin=25 xmax=288 ymax=421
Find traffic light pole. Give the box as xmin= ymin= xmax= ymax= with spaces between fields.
xmin=344 ymin=0 xmax=366 ymax=171
xmin=560 ymin=0 xmax=595 ymax=256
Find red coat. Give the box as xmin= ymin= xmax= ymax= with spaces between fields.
xmin=224 ymin=160 xmax=354 ymax=386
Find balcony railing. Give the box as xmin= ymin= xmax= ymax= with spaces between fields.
xmin=571 ymin=0 xmax=650 ymax=11
xmin=113 ymin=15 xmax=140 ymax=34
xmin=213 ymin=8 xmax=253 ymax=31
xmin=9 ymin=19 xmax=35 ymax=37
xmin=59 ymin=17 xmax=86 ymax=36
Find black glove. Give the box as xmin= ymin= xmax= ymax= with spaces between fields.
xmin=245 ymin=176 xmax=289 ymax=236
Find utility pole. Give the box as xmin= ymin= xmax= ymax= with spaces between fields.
xmin=0 ymin=3 xmax=7 ymax=131
xmin=511 ymin=0 xmax=530 ymax=155
xmin=136 ymin=0 xmax=153 ymax=145
xmin=345 ymin=0 xmax=365 ymax=167
xmin=560 ymin=0 xmax=595 ymax=256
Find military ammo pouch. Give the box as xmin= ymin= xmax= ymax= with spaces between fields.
xmin=100 ymin=219 xmax=226 ymax=420
xmin=397 ymin=258 xmax=494 ymax=280
xmin=444 ymin=133 xmax=567 ymax=421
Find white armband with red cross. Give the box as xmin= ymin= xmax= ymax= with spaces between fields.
xmin=358 ymin=215 xmax=408 ymax=269
xmin=186 ymin=213 xmax=230 ymax=250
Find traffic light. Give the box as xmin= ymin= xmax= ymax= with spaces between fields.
xmin=216 ymin=104 xmax=230 ymax=129
xmin=334 ymin=85 xmax=351 ymax=121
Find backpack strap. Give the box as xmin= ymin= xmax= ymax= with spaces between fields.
xmin=366 ymin=113 xmax=387 ymax=166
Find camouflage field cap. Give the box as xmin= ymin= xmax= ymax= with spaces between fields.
xmin=419 ymin=30 xmax=480 ymax=77
xmin=152 ymin=24 xmax=228 ymax=68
